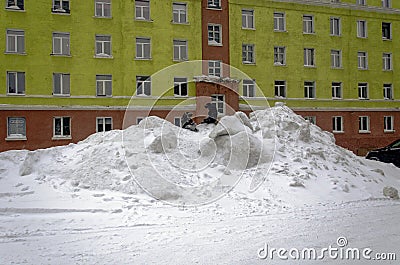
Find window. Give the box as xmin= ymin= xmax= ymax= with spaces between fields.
xmin=304 ymin=81 xmax=315 ymax=99
xmin=274 ymin=12 xmax=285 ymax=31
xmin=357 ymin=20 xmax=367 ymax=38
xmin=331 ymin=50 xmax=341 ymax=68
xmin=384 ymin=116 xmax=394 ymax=132
xmin=95 ymin=0 xmax=111 ymax=18
xmin=274 ymin=46 xmax=286 ymax=65
xmin=304 ymin=116 xmax=316 ymax=125
xmin=243 ymin=79 xmax=255 ymax=97
xmin=135 ymin=0 xmax=150 ymax=20
xmin=332 ymin=116 xmax=343 ymax=133
xmin=96 ymin=75 xmax=112 ymax=97
xmin=96 ymin=117 xmax=112 ymax=132
xmin=6 ymin=0 xmax=24 ymax=10
xmin=357 ymin=51 xmax=368 ymax=69
xmin=173 ymin=40 xmax=188 ymax=61
xmin=211 ymin=94 xmax=225 ymax=115
xmin=207 ymin=0 xmax=220 ymax=9
xmin=303 ymin=15 xmax=314 ymax=34
xmin=332 ymin=82 xmax=342 ymax=99
xmin=172 ymin=3 xmax=187 ymax=24
xmin=359 ymin=116 xmax=370 ymax=133
xmin=358 ymin=83 xmax=368 ymax=99
xmin=53 ymin=117 xmax=71 ymax=138
xmin=174 ymin=117 xmax=182 ymax=127
xmin=242 ymin=9 xmax=254 ymax=29
xmin=382 ymin=22 xmax=391 ymax=40
xmin=7 ymin=71 xmax=25 ymax=95
xmin=208 ymin=60 xmax=221 ymax=77
xmin=174 ymin=77 xmax=188 ymax=97
xmin=53 ymin=73 xmax=70 ymax=96
xmin=136 ymin=76 xmax=151 ymax=96
xmin=52 ymin=0 xmax=70 ymax=13
xmin=95 ymin=35 xmax=111 ymax=57
xmin=137 ymin=117 xmax=144 ymax=124
xmin=242 ymin=44 xmax=255 ymax=64
xmin=274 ymin=80 xmax=286 ymax=98
xmin=136 ymin=37 xmax=151 ymax=59
xmin=6 ymin=29 xmax=24 ymax=54
xmin=382 ymin=0 xmax=391 ymax=8
xmin=383 ymin=84 xmax=393 ymax=100
xmin=383 ymin=53 xmax=392 ymax=70
xmin=304 ymin=48 xmax=315 ymax=67
xmin=208 ymin=24 xmax=221 ymax=45
xmin=52 ymin=32 xmax=70 ymax=56
xmin=7 ymin=117 xmax=26 ymax=139
xmin=330 ymin=17 xmax=341 ymax=36
xmin=357 ymin=0 xmax=366 ymax=5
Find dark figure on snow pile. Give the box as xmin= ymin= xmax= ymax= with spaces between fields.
xmin=181 ymin=112 xmax=198 ymax=132
xmin=202 ymin=103 xmax=218 ymax=124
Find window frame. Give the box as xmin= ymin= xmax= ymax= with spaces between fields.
xmin=96 ymin=117 xmax=113 ymax=133
xmin=208 ymin=60 xmax=222 ymax=77
xmin=356 ymin=0 xmax=366 ymax=5
xmin=358 ymin=116 xmax=370 ymax=133
xmin=95 ymin=35 xmax=112 ymax=57
xmin=7 ymin=117 xmax=26 ymax=140
xmin=382 ymin=52 xmax=392 ymax=71
xmin=211 ymin=94 xmax=225 ymax=116
xmin=52 ymin=32 xmax=70 ymax=56
xmin=6 ymin=71 xmax=25 ymax=95
xmin=207 ymin=0 xmax=221 ymax=9
xmin=382 ymin=0 xmax=391 ymax=8
xmin=96 ymin=74 xmax=112 ymax=97
xmin=135 ymin=37 xmax=151 ymax=59
xmin=6 ymin=29 xmax=25 ymax=54
xmin=383 ymin=83 xmax=393 ymax=100
xmin=358 ymin=82 xmax=369 ymax=100
xmin=6 ymin=0 xmax=24 ymax=10
xmin=95 ymin=0 xmax=111 ymax=18
xmin=304 ymin=81 xmax=316 ymax=99
xmin=332 ymin=116 xmax=344 ymax=133
xmin=53 ymin=116 xmax=71 ymax=138
xmin=274 ymin=46 xmax=286 ymax=66
xmin=332 ymin=82 xmax=342 ymax=99
xmin=207 ymin=23 xmax=222 ymax=46
xmin=330 ymin=17 xmax=341 ymax=36
xmin=357 ymin=51 xmax=368 ymax=70
xmin=242 ymin=44 xmax=255 ymax=64
xmin=173 ymin=39 xmax=188 ymax=61
xmin=135 ymin=0 xmax=150 ymax=21
xmin=357 ymin=20 xmax=367 ymax=38
xmin=304 ymin=116 xmax=316 ymax=125
xmin=53 ymin=73 xmax=70 ymax=96
xmin=52 ymin=0 xmax=70 ymax=14
xmin=304 ymin=48 xmax=315 ymax=67
xmin=173 ymin=77 xmax=188 ymax=97
xmin=331 ymin=49 xmax=342 ymax=68
xmin=384 ymin=116 xmax=394 ymax=132
xmin=274 ymin=12 xmax=286 ymax=32
xmin=303 ymin=15 xmax=314 ymax=34
xmin=172 ymin=2 xmax=187 ymax=24
xmin=136 ymin=75 xmax=151 ymax=96
xmin=243 ymin=79 xmax=255 ymax=98
xmin=242 ymin=9 xmax=255 ymax=29
xmin=274 ymin=80 xmax=286 ymax=98
xmin=382 ymin=22 xmax=392 ymax=40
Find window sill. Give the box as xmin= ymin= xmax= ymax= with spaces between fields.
xmin=384 ymin=98 xmax=394 ymax=100
xmin=5 ymin=136 xmax=27 ymax=141
xmin=358 ymin=98 xmax=369 ymax=100
xmin=304 ymin=65 xmax=316 ymax=68
xmin=52 ymin=11 xmax=71 ymax=16
xmin=242 ymin=62 xmax=256 ymax=65
xmin=5 ymin=7 xmax=25 ymax=12
xmin=333 ymin=131 xmax=344 ymax=134
xmin=4 ymin=52 xmax=27 ymax=55
xmin=274 ymin=96 xmax=287 ymax=99
xmin=135 ymin=57 xmax=152 ymax=61
xmin=331 ymin=67 xmax=343 ymax=70
xmin=303 ymin=32 xmax=316 ymax=35
xmin=171 ymin=22 xmax=190 ymax=25
xmin=304 ymin=98 xmax=316 ymax=100
xmin=274 ymin=63 xmax=286 ymax=67
xmin=52 ymin=94 xmax=71 ymax=97
xmin=136 ymin=94 xmax=152 ymax=98
xmin=206 ymin=7 xmax=222 ymax=11
xmin=94 ymin=55 xmax=113 ymax=59
xmin=52 ymin=136 xmax=72 ymax=140
xmin=382 ymin=38 xmax=392 ymax=41
xmin=96 ymin=95 xmax=113 ymax=98
xmin=242 ymin=27 xmax=256 ymax=30
xmin=358 ymin=131 xmax=371 ymax=134
xmin=134 ymin=18 xmax=153 ymax=22
xmin=93 ymin=16 xmax=113 ymax=19
xmin=174 ymin=95 xmax=189 ymax=98
xmin=6 ymin=93 xmax=25 ymax=96
xmin=383 ymin=69 xmax=393 ymax=72
xmin=173 ymin=59 xmax=189 ymax=62
xmin=208 ymin=43 xmax=223 ymax=47
xmin=51 ymin=54 xmax=72 ymax=57
xmin=384 ymin=130 xmax=395 ymax=133
xmin=274 ymin=30 xmax=287 ymax=33
xmin=332 ymin=97 xmax=343 ymax=100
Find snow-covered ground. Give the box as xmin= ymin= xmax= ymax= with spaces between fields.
xmin=0 ymin=105 xmax=399 ymax=264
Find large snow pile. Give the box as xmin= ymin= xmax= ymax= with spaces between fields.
xmin=0 ymin=104 xmax=399 ymax=207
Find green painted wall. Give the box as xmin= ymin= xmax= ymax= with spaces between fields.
xmin=230 ymin=0 xmax=400 ymax=109
xmin=0 ymin=0 xmax=202 ymax=107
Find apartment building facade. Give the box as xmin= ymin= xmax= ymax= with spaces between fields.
xmin=1 ymin=0 xmax=400 ymax=155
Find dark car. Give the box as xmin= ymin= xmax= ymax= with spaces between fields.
xmin=366 ymin=139 xmax=400 ymax=167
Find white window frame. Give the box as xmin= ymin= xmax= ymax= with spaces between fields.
xmin=53 ymin=116 xmax=71 ymax=138
xmin=274 ymin=46 xmax=286 ymax=66
xmin=330 ymin=17 xmax=341 ymax=36
xmin=359 ymin=116 xmax=370 ymax=133
xmin=136 ymin=37 xmax=151 ymax=59
xmin=52 ymin=32 xmax=70 ymax=56
xmin=242 ymin=44 xmax=255 ymax=64
xmin=211 ymin=94 xmax=225 ymax=116
xmin=383 ymin=84 xmax=393 ymax=100
xmin=274 ymin=12 xmax=285 ymax=31
xmin=173 ymin=39 xmax=188 ymax=61
xmin=174 ymin=117 xmax=182 ymax=127
xmin=243 ymin=79 xmax=255 ymax=98
xmin=357 ymin=20 xmax=367 ymax=38
xmin=7 ymin=117 xmax=26 ymax=139
xmin=95 ymin=0 xmax=111 ymax=17
xmin=52 ymin=0 xmax=70 ymax=13
xmin=135 ymin=0 xmax=150 ymax=20
xmin=136 ymin=76 xmax=151 ymax=96
xmin=6 ymin=0 xmax=24 ymax=10
xmin=274 ymin=80 xmax=286 ymax=98
xmin=172 ymin=2 xmax=187 ymax=24
xmin=382 ymin=0 xmax=391 ymax=8
xmin=331 ymin=50 xmax=342 ymax=68
xmin=358 ymin=83 xmax=369 ymax=100
xmin=96 ymin=117 xmax=113 ymax=133
xmin=304 ymin=81 xmax=316 ymax=99
xmin=96 ymin=74 xmax=112 ymax=97
xmin=207 ymin=0 xmax=221 ymax=9
xmin=357 ymin=0 xmax=366 ymax=5
xmin=383 ymin=53 xmax=392 ymax=71
xmin=332 ymin=116 xmax=344 ymax=133
xmin=53 ymin=73 xmax=70 ymax=96
xmin=304 ymin=116 xmax=316 ymax=125
xmin=303 ymin=15 xmax=314 ymax=34
xmin=357 ymin=51 xmax=368 ymax=69
xmin=208 ymin=60 xmax=221 ymax=77
xmin=208 ymin=24 xmax=222 ymax=46
xmin=173 ymin=77 xmax=188 ymax=97
xmin=242 ymin=9 xmax=254 ymax=29
xmin=6 ymin=29 xmax=25 ymax=54
xmin=95 ymin=35 xmax=112 ymax=57
xmin=332 ymin=82 xmax=342 ymax=99
xmin=7 ymin=71 xmax=25 ymax=95
xmin=384 ymin=116 xmax=394 ymax=132
xmin=136 ymin=117 xmax=144 ymax=124
xmin=304 ymin=48 xmax=315 ymax=67
xmin=382 ymin=22 xmax=392 ymax=40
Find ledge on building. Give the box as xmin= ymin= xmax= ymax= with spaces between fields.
xmin=52 ymin=136 xmax=72 ymax=141
xmin=5 ymin=136 xmax=27 ymax=141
